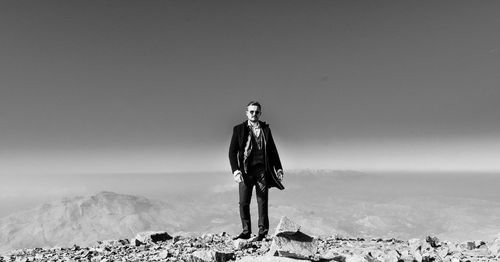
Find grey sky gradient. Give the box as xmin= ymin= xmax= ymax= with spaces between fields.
xmin=1 ymin=1 xmax=499 ymax=174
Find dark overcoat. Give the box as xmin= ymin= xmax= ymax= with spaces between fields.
xmin=229 ymin=121 xmax=284 ymax=190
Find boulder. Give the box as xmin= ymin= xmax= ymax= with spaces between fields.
xmin=273 ymin=216 xmax=301 ymax=236
xmin=269 ymin=217 xmax=317 ymax=260
xmin=132 ymin=231 xmax=172 ymax=246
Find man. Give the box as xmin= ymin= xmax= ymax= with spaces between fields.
xmin=228 ymin=101 xmax=284 ymax=241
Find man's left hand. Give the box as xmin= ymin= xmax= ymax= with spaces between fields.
xmin=276 ymin=169 xmax=284 ymax=181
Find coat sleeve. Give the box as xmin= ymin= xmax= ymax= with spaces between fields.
xmin=228 ymin=125 xmax=240 ymax=173
xmin=267 ymin=128 xmax=283 ymax=171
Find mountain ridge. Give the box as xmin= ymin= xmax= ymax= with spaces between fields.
xmin=0 ymin=191 xmax=190 ymax=252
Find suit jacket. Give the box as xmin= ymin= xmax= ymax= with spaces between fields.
xmin=229 ymin=121 xmax=284 ymax=190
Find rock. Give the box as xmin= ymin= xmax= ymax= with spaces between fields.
xmin=421 ymin=240 xmax=433 ymax=252
xmin=273 ymin=216 xmax=301 ymax=236
xmin=345 ymin=254 xmax=368 ymax=262
xmin=190 ymin=250 xmax=214 ymax=262
xmin=157 ymin=250 xmax=170 ymax=259
xmin=461 ymin=241 xmax=476 ymax=250
xmin=436 ymin=246 xmax=449 ymax=259
xmin=363 ymin=252 xmax=378 ymax=262
xmin=487 ymin=237 xmax=500 ymax=255
xmin=426 ymin=236 xmax=440 ymax=248
xmin=363 ymin=250 xmax=384 ymax=261
xmin=238 ymin=256 xmax=304 ymax=262
xmin=408 ymin=238 xmax=422 ymax=262
xmin=383 ymin=250 xmax=401 ymax=262
xmin=132 ymin=231 xmax=172 ymax=246
xmin=214 ymin=250 xmax=235 ymax=262
xmin=234 ymin=239 xmax=251 ymax=250
xmin=474 ymin=240 xmax=486 ymax=248
xmin=269 ymin=217 xmax=317 ymax=260
xmin=319 ymin=250 xmax=345 ymax=261
xmin=421 ymin=250 xmax=443 ymax=262
xmin=409 ymin=238 xmax=422 ymax=252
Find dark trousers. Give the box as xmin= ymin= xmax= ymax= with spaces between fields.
xmin=239 ymin=168 xmax=269 ymax=235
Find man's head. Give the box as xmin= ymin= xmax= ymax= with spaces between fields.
xmin=246 ymin=101 xmax=262 ymax=123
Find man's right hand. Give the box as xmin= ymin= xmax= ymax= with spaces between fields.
xmin=233 ymin=170 xmax=243 ymax=183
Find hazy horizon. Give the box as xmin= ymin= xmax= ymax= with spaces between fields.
xmin=1 ymin=170 xmax=499 ymax=251
xmin=2 ymin=169 xmax=499 ymax=217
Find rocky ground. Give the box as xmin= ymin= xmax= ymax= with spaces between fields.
xmin=1 ymin=217 xmax=500 ymax=262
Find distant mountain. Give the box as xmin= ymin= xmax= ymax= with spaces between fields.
xmin=0 ymin=191 xmax=195 ymax=252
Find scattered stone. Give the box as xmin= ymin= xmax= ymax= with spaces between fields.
xmin=132 ymin=231 xmax=172 ymax=246
xmin=1 ymin=224 xmax=495 ymax=262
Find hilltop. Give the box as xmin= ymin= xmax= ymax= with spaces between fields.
xmin=0 ymin=191 xmax=197 ymax=252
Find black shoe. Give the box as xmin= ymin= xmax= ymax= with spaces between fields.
xmin=233 ymin=232 xmax=251 ymax=240
xmin=254 ymin=234 xmax=267 ymax=241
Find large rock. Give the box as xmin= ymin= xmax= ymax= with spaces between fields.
xmin=273 ymin=216 xmax=301 ymax=236
xmin=132 ymin=231 xmax=172 ymax=246
xmin=269 ymin=217 xmax=317 ymax=260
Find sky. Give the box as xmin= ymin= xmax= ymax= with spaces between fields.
xmin=1 ymin=1 xmax=499 ymax=175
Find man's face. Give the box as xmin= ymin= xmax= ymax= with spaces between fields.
xmin=246 ymin=105 xmax=261 ymax=122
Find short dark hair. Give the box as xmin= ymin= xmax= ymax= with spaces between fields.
xmin=246 ymin=101 xmax=262 ymax=110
